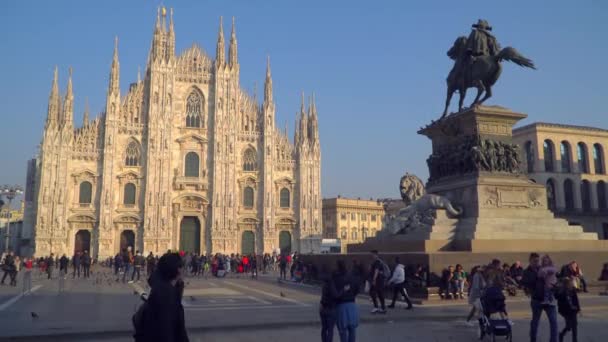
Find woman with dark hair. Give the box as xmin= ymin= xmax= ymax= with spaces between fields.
xmin=135 ymin=253 xmax=189 ymax=342
xmin=319 ymin=264 xmax=340 ymax=342
xmin=335 ymin=260 xmax=360 ymax=342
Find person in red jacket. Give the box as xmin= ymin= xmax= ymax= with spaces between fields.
xmin=242 ymin=255 xmax=250 ymax=273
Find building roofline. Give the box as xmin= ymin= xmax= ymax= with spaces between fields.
xmin=514 ymin=122 xmax=608 ymax=135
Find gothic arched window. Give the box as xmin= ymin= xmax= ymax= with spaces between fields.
xmin=543 ymin=139 xmax=555 ymax=172
xmin=525 ymin=141 xmax=534 ymax=172
xmin=593 ymin=143 xmax=605 ymax=174
xmin=243 ymin=187 xmax=254 ymax=208
xmin=184 ymin=152 xmax=200 ymax=177
xmin=564 ymin=178 xmax=575 ymax=210
xmin=79 ymin=181 xmax=92 ymax=204
xmin=581 ymin=180 xmax=592 ymax=212
xmin=185 ymin=90 xmax=203 ymax=128
xmin=124 ymin=183 xmax=136 ymax=205
xmin=577 ymin=142 xmax=589 ymax=173
xmin=280 ymin=188 xmax=290 ymax=208
xmin=598 ymin=180 xmax=607 ymax=211
xmin=125 ymin=140 xmax=140 ymax=166
xmin=243 ymin=148 xmax=257 ymax=171
xmin=546 ymin=178 xmax=556 ymax=211
xmin=560 ymin=141 xmax=571 ymax=173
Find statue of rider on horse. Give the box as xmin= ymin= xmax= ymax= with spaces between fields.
xmin=442 ymin=19 xmax=536 ymax=119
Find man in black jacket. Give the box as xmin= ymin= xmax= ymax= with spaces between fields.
xmin=46 ymin=253 xmax=55 ymax=279
xmin=135 ymin=253 xmax=188 ymax=342
xmin=1 ymin=251 xmax=15 ymax=285
xmin=82 ymin=251 xmax=92 ymax=278
xmin=72 ymin=251 xmax=81 ymax=278
xmin=131 ymin=251 xmax=145 ymax=282
xmin=521 ymin=252 xmax=558 ymax=342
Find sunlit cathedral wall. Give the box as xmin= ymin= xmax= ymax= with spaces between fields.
xmin=25 ymin=9 xmax=322 ymax=259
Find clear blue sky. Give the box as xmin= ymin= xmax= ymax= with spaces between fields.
xmin=1 ymin=0 xmax=607 ymax=200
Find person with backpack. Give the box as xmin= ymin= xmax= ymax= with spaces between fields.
xmin=133 ymin=252 xmax=189 ymax=342
xmin=556 ymin=277 xmax=580 ymax=342
xmin=368 ymin=250 xmax=389 ymax=314
xmin=522 ymin=252 xmax=558 ymax=342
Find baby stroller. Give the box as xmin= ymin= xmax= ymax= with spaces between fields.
xmin=477 ymin=286 xmax=512 ymax=341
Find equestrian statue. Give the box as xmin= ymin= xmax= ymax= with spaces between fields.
xmin=442 ymin=19 xmax=536 ymax=119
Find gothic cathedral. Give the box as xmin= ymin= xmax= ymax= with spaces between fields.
xmin=26 ymin=10 xmax=322 ymax=259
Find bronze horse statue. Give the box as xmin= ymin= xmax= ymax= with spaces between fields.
xmin=442 ymin=36 xmax=536 ymax=119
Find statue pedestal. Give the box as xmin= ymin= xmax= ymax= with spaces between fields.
xmin=352 ymin=105 xmax=601 ymax=252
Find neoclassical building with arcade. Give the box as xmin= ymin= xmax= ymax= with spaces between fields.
xmin=24 ymin=9 xmax=322 ymax=259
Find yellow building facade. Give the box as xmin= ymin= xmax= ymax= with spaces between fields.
xmin=513 ymin=122 xmax=608 ymax=238
xmin=322 ymin=197 xmax=384 ymax=251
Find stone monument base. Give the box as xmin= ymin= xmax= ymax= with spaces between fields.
xmin=300 ymin=250 xmax=608 ymax=296
xmin=348 ymin=235 xmax=608 ymax=253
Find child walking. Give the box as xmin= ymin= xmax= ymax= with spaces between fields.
xmin=556 ymin=277 xmax=580 ymax=342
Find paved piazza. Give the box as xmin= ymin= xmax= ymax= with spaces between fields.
xmin=0 ymin=266 xmax=607 ymax=341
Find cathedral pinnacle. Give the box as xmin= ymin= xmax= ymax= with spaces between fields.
xmin=229 ymin=16 xmax=238 ymax=67
xmin=109 ymin=36 xmax=120 ymax=95
xmin=45 ymin=65 xmax=60 ymax=127
xmin=169 ymin=8 xmax=174 ymax=33
xmin=83 ymin=96 xmax=90 ymax=126
xmin=216 ymin=16 xmax=225 ymax=66
xmin=62 ymin=67 xmax=74 ymax=128
xmin=264 ymin=56 xmax=273 ymax=104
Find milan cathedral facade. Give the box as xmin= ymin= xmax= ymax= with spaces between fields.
xmin=25 ymin=10 xmax=322 ymax=259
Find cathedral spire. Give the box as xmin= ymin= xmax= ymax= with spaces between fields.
xmin=62 ymin=67 xmax=74 ymax=128
xmin=137 ymin=66 xmax=141 ymax=83
xmin=299 ymin=92 xmax=308 ymax=143
xmin=83 ymin=96 xmax=90 ymax=126
xmin=229 ymin=16 xmax=238 ymax=67
xmin=309 ymin=92 xmax=319 ymax=142
xmin=109 ymin=36 xmax=120 ymax=95
xmin=168 ymin=8 xmax=174 ymax=33
xmin=167 ymin=8 xmax=175 ymax=60
xmin=264 ymin=56 xmax=273 ymax=104
xmin=155 ymin=7 xmax=161 ymax=33
xmin=215 ymin=16 xmax=225 ymax=66
xmin=46 ymin=66 xmax=60 ymax=128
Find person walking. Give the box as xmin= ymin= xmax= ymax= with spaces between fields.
xmin=319 ymin=264 xmax=340 ymax=342
xmin=522 ymin=252 xmax=558 ymax=342
xmin=335 ymin=259 xmax=360 ymax=342
xmin=279 ymin=255 xmax=287 ymax=280
xmin=250 ymin=255 xmax=258 ymax=279
xmin=146 ymin=252 xmax=156 ymax=276
xmin=22 ymin=257 xmax=33 ymax=294
xmin=114 ymin=253 xmax=122 ymax=281
xmin=134 ymin=253 xmax=189 ymax=342
xmin=386 ymin=257 xmax=413 ymax=310
xmin=131 ymin=251 xmax=145 ymax=282
xmin=122 ymin=247 xmax=133 ymax=283
xmin=82 ymin=250 xmax=91 ymax=278
xmin=46 ymin=253 xmax=55 ymax=280
xmin=72 ymin=251 xmax=81 ymax=278
xmin=59 ymin=254 xmax=69 ymax=277
xmin=556 ymin=277 xmax=580 ymax=342
xmin=1 ymin=251 xmax=15 ymax=285
xmin=10 ymin=256 xmax=20 ymax=286
xmin=368 ymin=250 xmax=388 ymax=314
xmin=466 ymin=265 xmax=486 ymax=325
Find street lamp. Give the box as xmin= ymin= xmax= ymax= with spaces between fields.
xmin=1 ymin=184 xmax=24 ymax=252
